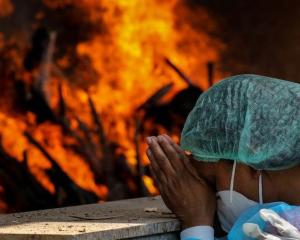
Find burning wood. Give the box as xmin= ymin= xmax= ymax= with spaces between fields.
xmin=0 ymin=0 xmax=225 ymax=212
xmin=88 ymin=97 xmax=111 ymax=183
xmin=137 ymin=83 xmax=174 ymax=111
xmin=0 ymin=142 xmax=55 ymax=212
xmin=164 ymin=58 xmax=195 ymax=87
xmin=24 ymin=132 xmax=98 ymax=205
xmin=134 ymin=118 xmax=149 ymax=197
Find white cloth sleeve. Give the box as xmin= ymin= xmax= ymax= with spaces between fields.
xmin=180 ymin=226 xmax=215 ymax=240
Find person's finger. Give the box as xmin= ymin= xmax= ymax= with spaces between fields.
xmin=161 ymin=134 xmax=202 ymax=179
xmin=149 ymin=164 xmax=163 ymax=190
xmin=157 ymin=135 xmax=184 ymax=170
xmin=149 ymin=160 xmax=172 ymax=205
xmin=162 ymin=134 xmax=190 ymax=164
xmin=146 ymin=148 xmax=168 ymax=184
xmin=148 ymin=137 xmax=176 ymax=177
xmin=162 ymin=134 xmax=186 ymax=155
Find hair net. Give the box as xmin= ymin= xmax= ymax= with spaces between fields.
xmin=180 ymin=74 xmax=300 ymax=170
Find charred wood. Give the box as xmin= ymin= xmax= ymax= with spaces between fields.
xmin=24 ymin=27 xmax=50 ymax=71
xmin=88 ymin=97 xmax=115 ymax=188
xmin=0 ymin=143 xmax=55 ymax=212
xmin=24 ymin=132 xmax=98 ymax=205
xmin=134 ymin=118 xmax=149 ymax=197
xmin=142 ymin=85 xmax=202 ymax=131
xmin=140 ymin=58 xmax=202 ymax=131
xmin=164 ymin=58 xmax=195 ymax=87
xmin=58 ymin=82 xmax=67 ymax=120
xmin=207 ymin=61 xmax=214 ymax=87
xmin=137 ymin=83 xmax=174 ymax=111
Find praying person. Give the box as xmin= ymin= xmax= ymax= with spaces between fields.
xmin=146 ymin=74 xmax=300 ymax=239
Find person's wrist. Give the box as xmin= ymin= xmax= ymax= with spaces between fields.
xmin=181 ymin=216 xmax=214 ymax=230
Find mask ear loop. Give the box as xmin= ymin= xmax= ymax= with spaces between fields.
xmin=258 ymin=171 xmax=263 ymax=204
xmin=230 ymin=160 xmax=237 ymax=203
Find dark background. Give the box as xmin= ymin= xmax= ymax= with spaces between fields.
xmin=191 ymin=0 xmax=300 ymax=81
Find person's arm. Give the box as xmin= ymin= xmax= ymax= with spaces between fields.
xmin=146 ymin=134 xmax=216 ymax=238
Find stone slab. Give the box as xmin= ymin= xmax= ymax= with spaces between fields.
xmin=0 ymin=196 xmax=180 ymax=240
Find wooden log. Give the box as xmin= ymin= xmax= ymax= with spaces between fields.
xmin=24 ymin=132 xmax=98 ymax=205
xmin=207 ymin=61 xmax=214 ymax=87
xmin=164 ymin=58 xmax=195 ymax=87
xmin=134 ymin=118 xmax=149 ymax=197
xmin=0 ymin=143 xmax=55 ymax=211
xmin=55 ymin=88 xmax=103 ymax=181
xmin=88 ymin=97 xmax=115 ymax=188
xmin=137 ymin=83 xmax=174 ymax=111
xmin=58 ymin=82 xmax=67 ymax=120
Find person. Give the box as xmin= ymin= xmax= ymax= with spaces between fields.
xmin=146 ymin=74 xmax=300 ymax=239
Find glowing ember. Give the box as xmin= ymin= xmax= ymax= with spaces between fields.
xmin=0 ymin=0 xmax=14 ymax=17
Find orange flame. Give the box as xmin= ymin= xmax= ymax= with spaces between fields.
xmin=0 ymin=0 xmax=14 ymax=17
xmin=76 ymin=0 xmax=225 ymax=165
xmin=0 ymin=0 xmax=226 ymax=202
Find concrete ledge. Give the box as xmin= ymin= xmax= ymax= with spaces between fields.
xmin=0 ymin=197 xmax=180 ymax=240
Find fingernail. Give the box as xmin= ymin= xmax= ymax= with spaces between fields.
xmin=146 ymin=137 xmax=152 ymax=144
xmin=158 ymin=136 xmax=164 ymax=142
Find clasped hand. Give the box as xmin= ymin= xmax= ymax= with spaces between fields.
xmin=146 ymin=134 xmax=216 ymax=229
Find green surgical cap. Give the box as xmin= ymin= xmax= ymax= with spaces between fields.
xmin=181 ymin=74 xmax=300 ymax=170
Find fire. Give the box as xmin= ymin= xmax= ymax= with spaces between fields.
xmin=0 ymin=0 xmax=14 ymax=17
xmin=76 ymin=0 xmax=224 ymax=163
xmin=0 ymin=0 xmax=226 ymax=211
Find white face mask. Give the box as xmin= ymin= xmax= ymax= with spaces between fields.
xmin=216 ymin=161 xmax=263 ymax=233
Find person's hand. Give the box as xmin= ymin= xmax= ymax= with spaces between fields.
xmin=146 ymin=134 xmax=216 ymax=229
